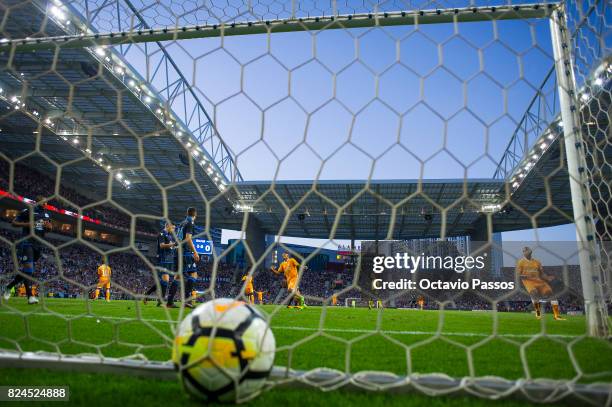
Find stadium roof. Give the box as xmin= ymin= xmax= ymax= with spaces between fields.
xmin=230 ymin=179 xmax=503 ymax=239
xmin=0 ymin=0 xmax=609 ymax=240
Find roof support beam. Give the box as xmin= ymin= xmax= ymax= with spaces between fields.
xmin=346 ymin=184 xmax=356 ymax=242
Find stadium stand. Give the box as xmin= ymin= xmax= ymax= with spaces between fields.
xmin=0 ymin=219 xmax=592 ymax=311
xmin=0 ymin=160 xmax=156 ymax=234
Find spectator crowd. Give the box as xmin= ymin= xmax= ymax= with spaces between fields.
xmin=0 ymin=222 xmax=597 ymax=314
xmin=0 ymin=160 xmax=156 ymax=234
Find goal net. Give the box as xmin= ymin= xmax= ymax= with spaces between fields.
xmin=0 ymin=0 xmax=610 ymax=404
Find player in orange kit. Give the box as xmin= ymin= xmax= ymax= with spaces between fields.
xmin=516 ymin=247 xmax=564 ymax=320
xmin=417 ymin=296 xmax=425 ymax=310
xmin=95 ymin=262 xmax=112 ymax=302
xmin=270 ymin=252 xmax=305 ymax=309
xmin=256 ymin=290 xmax=264 ymax=304
xmin=241 ymin=275 xmax=255 ymax=304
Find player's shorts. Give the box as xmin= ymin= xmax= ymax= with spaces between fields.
xmin=521 ymin=278 xmax=552 ymax=297
xmin=182 ymin=254 xmax=197 ymax=275
xmin=286 ymin=276 xmax=298 ymax=292
xmin=158 ymin=261 xmax=175 ymax=275
xmin=16 ymin=241 xmax=41 ymax=269
xmin=97 ymin=279 xmax=111 ymax=289
xmin=246 ymin=289 xmax=254 ymax=296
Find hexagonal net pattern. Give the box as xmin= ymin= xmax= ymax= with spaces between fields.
xmin=0 ymin=0 xmax=610 ymax=404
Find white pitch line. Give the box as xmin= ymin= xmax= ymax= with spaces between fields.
xmin=0 ymin=310 xmax=582 ymax=339
xmin=268 ymin=325 xmax=582 ymax=339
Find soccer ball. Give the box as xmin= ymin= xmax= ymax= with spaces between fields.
xmin=172 ymin=298 xmax=276 ymax=402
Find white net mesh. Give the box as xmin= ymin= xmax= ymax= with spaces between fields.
xmin=0 ymin=0 xmax=610 ymax=404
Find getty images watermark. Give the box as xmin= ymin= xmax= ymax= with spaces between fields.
xmin=370 ymin=251 xmax=514 ymax=290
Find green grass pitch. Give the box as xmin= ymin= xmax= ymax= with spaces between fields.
xmin=1 ymin=298 xmax=611 ymax=406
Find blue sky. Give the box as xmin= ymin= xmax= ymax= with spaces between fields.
xmin=121 ymin=14 xmax=579 ymax=246
xmin=160 ymin=18 xmax=556 ymax=182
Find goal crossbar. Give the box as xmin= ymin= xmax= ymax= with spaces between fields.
xmin=1 ymin=3 xmax=557 ymax=52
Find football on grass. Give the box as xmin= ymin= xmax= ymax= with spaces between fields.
xmin=172 ymin=298 xmax=276 ymax=402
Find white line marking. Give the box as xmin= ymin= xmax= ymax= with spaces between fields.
xmin=269 ymin=325 xmax=581 ymax=339
xmin=0 ymin=310 xmax=582 ymax=338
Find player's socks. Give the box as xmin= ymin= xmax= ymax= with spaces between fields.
xmin=167 ymin=280 xmax=179 ymax=305
xmin=158 ymin=283 xmax=168 ymax=306
xmin=144 ymin=281 xmax=168 ymax=304
xmin=533 ymin=301 xmax=541 ymax=319
xmin=24 ymin=280 xmax=33 ymax=298
xmin=94 ymin=288 xmax=100 ymax=300
xmin=161 ymin=283 xmax=168 ymax=299
xmin=23 ymin=288 xmax=38 ymax=304
xmin=551 ymin=301 xmax=565 ymax=320
xmin=183 ymin=283 xmax=195 ymax=308
xmin=143 ymin=285 xmax=155 ymax=304
xmin=185 ymin=280 xmax=194 ymax=304
xmin=105 ymin=289 xmax=110 ymax=301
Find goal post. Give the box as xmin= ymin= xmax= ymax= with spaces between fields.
xmin=549 ymin=5 xmax=609 ymax=337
